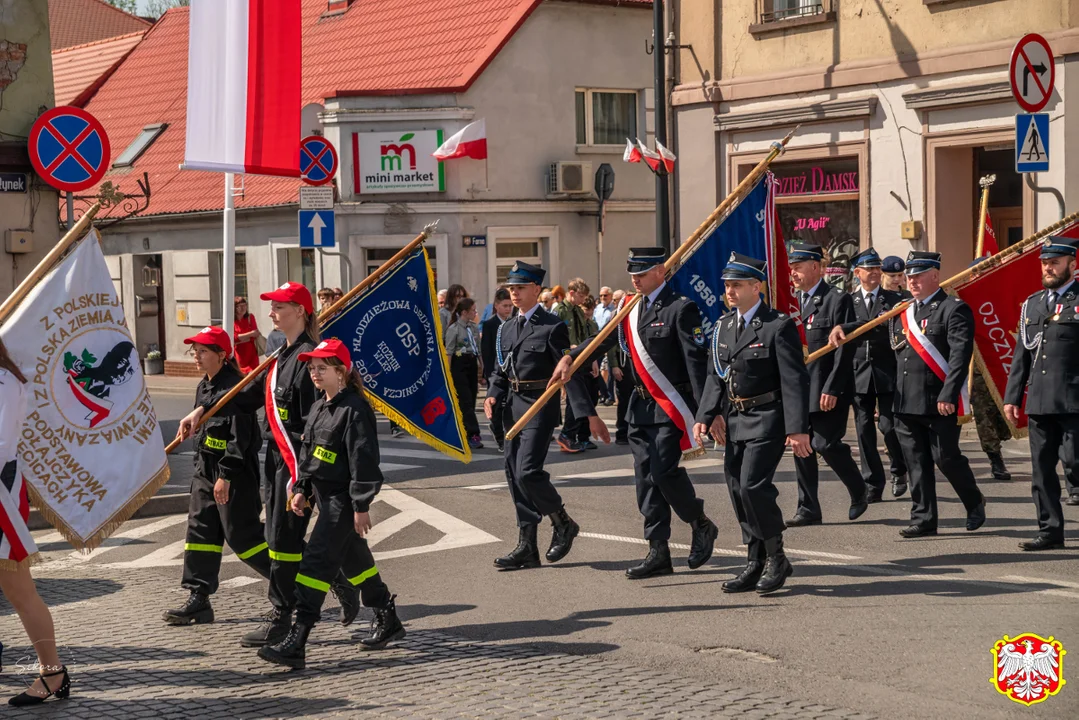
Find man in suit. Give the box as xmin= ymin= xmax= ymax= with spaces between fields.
xmin=481 ymin=288 xmax=514 ymax=452
xmin=836 ymin=248 xmax=909 ymax=501
xmin=786 ymin=243 xmax=869 ymax=527
xmin=484 ymin=263 xmax=603 ymax=570
xmin=694 ymin=253 xmax=811 ymax=595
xmin=836 ymin=251 xmax=986 ymax=537
xmin=555 ymin=248 xmax=717 ymax=579
xmin=1004 ymin=236 xmax=1079 ymax=550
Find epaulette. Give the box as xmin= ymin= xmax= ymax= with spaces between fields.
xmin=720 ymin=309 xmax=736 ymax=320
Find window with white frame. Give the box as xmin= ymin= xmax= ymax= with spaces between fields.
xmin=208 ymin=251 xmax=249 ymax=325
xmin=495 ymin=239 xmax=542 ymax=286
xmin=113 ymin=124 xmax=167 ymax=168
xmin=575 ymin=89 xmax=638 ymax=147
xmin=759 ymin=0 xmax=826 ymax=23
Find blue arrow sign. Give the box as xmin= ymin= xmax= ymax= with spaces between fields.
xmin=299 ymin=209 xmax=335 ymax=248
xmin=1016 ymin=113 xmax=1050 ymax=173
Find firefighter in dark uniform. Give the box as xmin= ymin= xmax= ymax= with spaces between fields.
xmin=1004 ymin=236 xmax=1079 ymax=550
xmin=555 ymin=247 xmax=718 ymax=579
xmin=481 ymin=288 xmax=513 ymax=452
xmin=258 ymin=339 xmax=404 ymax=669
xmin=165 ymin=327 xmax=271 ymax=626
xmin=838 ymin=251 xmax=986 ymax=537
xmin=837 ymin=248 xmax=908 ymax=501
xmin=178 ymin=282 xmax=360 ymax=648
xmin=786 ymin=243 xmax=870 ymax=527
xmin=693 ymin=253 xmax=811 ymax=594
xmin=484 ymin=262 xmax=595 ymax=570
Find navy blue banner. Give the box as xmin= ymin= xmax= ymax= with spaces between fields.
xmin=322 ymin=248 xmax=470 ymax=461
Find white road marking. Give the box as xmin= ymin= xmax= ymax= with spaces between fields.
xmin=35 ymin=515 xmax=190 ymax=569
xmin=462 ymin=479 xmax=566 ymax=491
xmin=380 ymin=447 xmax=501 ymax=462
xmin=555 ymin=457 xmax=721 ymax=481
xmin=219 ymin=576 xmax=262 ymax=589
xmin=998 ymin=575 xmax=1079 ymax=590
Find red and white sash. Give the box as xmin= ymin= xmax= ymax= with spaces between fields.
xmin=900 ymin=304 xmax=970 ymax=416
xmin=621 ymin=299 xmax=701 ymax=454
xmin=265 ymin=359 xmax=300 ymax=494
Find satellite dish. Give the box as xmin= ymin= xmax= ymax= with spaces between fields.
xmin=301 ymin=103 xmax=324 ymax=137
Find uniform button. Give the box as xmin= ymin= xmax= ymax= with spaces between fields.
xmin=903 ymin=371 xmax=908 ymax=375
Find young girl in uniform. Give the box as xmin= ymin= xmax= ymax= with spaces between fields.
xmin=258 ymin=338 xmax=405 ymax=669
xmin=445 ymin=297 xmax=483 ymax=449
xmin=164 ymin=327 xmax=271 ymax=626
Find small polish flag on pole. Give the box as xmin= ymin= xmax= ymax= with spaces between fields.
xmin=623 ymin=138 xmax=642 ymax=163
xmin=432 ymin=119 xmax=488 ymax=160
xmin=656 ymin=140 xmax=676 ymax=173
xmin=637 ymin=139 xmax=662 ymax=173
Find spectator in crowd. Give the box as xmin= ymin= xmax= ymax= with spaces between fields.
xmin=550 ymin=285 xmax=566 ymax=314
xmin=233 ymin=296 xmax=263 ymax=374
xmin=540 ymin=290 xmax=555 ymax=311
xmin=441 ymin=284 xmax=469 ymax=338
xmin=332 ymin=287 xmax=344 ymax=303
xmin=479 ymin=284 xmax=507 ymax=323
xmin=437 ymin=288 xmax=448 ymax=310
xmin=316 ymin=288 xmax=336 ymax=313
xmin=594 ymin=287 xmax=616 ymax=329
xmin=481 ymin=288 xmax=514 ymax=452
xmin=555 ymin=279 xmax=594 ymax=452
xmin=445 ymin=298 xmax=483 ymax=450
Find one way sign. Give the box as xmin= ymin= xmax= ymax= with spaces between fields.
xmin=1015 ymin=113 xmax=1050 ymax=173
xmin=299 ymin=209 xmax=335 ymax=248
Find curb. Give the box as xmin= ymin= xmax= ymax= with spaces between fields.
xmin=27 ymin=492 xmax=191 ymax=531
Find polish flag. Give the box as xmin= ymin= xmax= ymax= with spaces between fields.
xmin=656 ymin=141 xmax=676 ymax=173
xmin=183 ymin=0 xmax=301 ymax=177
xmin=623 ymin=138 xmax=642 ymax=163
xmin=637 ymin=139 xmax=662 ymax=173
xmin=432 ymin=119 xmax=488 ymax=160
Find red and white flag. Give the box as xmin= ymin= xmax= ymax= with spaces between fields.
xmin=656 ymin=140 xmax=676 ymax=173
xmin=432 ymin=119 xmax=488 ymax=160
xmin=637 ymin=139 xmax=662 ymax=173
xmin=623 ymin=138 xmax=642 ymax=163
xmin=183 ymin=0 xmax=301 ymax=176
xmin=981 ymin=212 xmax=1001 ymax=258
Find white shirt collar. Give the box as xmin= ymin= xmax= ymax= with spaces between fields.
xmin=804 ymin=280 xmax=823 ymax=298
xmin=645 ymin=282 xmax=667 ymax=306
xmin=861 ymin=284 xmax=879 ymax=301
xmin=519 ymin=304 xmax=540 ymax=322
xmin=739 ymin=299 xmax=763 ymax=325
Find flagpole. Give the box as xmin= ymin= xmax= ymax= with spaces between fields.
xmin=503 ymin=127 xmax=799 ymax=443
xmin=164 ymin=221 xmax=439 ymax=454
xmin=808 ymin=208 xmax=1079 ymax=364
xmin=0 ymin=203 xmax=101 ymax=326
xmin=968 ymin=175 xmax=995 ymax=403
xmin=223 ymin=172 xmax=236 ymax=343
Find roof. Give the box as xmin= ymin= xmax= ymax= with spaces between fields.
xmin=48 ymin=0 xmax=152 ymax=51
xmin=78 ymin=0 xmax=650 ymax=220
xmin=52 ymin=31 xmax=145 ymax=107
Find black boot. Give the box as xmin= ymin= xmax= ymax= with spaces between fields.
xmin=722 ymin=543 xmax=765 ymax=594
xmin=163 ymin=591 xmax=214 ymax=626
xmin=546 ymin=506 xmax=579 ymax=563
xmin=494 ymin=525 xmax=541 ymax=570
xmin=625 ymin=539 xmax=673 ymax=579
xmin=257 ymin=622 xmax=312 ymax=669
xmin=240 ymin=606 xmax=292 ymax=648
xmin=358 ymin=594 xmax=406 ymax=650
xmin=687 ymin=514 xmax=718 ymax=569
xmin=755 ymin=535 xmax=793 ymax=595
xmin=988 ymin=452 xmax=1011 ymax=480
xmin=330 ymin=574 xmax=360 ymax=626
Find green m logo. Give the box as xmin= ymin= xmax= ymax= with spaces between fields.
xmin=381 ymin=133 xmax=416 ymax=171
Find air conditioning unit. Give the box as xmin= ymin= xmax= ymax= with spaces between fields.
xmin=548 ymin=161 xmax=592 ymax=195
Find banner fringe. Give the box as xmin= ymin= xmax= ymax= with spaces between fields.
xmin=0 ymin=551 xmax=43 ymax=571
xmin=975 ymin=349 xmax=1028 ymax=440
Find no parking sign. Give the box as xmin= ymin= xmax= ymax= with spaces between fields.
xmin=28 ymin=106 xmax=111 ymax=193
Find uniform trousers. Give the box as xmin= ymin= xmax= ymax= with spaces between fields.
xmin=561 ymin=395 xmax=590 ymax=443
xmin=793 ymin=400 xmax=867 ymax=518
xmin=629 ymin=419 xmax=704 ymax=540
xmin=1027 ymin=414 xmax=1079 ymax=541
xmin=181 ymin=473 xmax=270 ymax=595
xmin=613 ymin=373 xmax=632 ymax=443
xmin=488 ymin=397 xmax=506 ymax=447
xmin=503 ymin=401 xmax=563 ymax=526
xmin=724 ymin=434 xmax=787 ymax=545
xmin=895 ymin=413 xmax=984 ymax=527
xmin=450 ymin=354 xmax=481 ymax=437
xmin=852 ymin=387 xmax=907 ymax=488
xmin=294 ymin=488 xmax=391 ymax=626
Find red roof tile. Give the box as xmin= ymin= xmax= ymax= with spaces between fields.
xmin=48 ymin=0 xmax=151 ymax=51
xmin=52 ymin=31 xmax=145 ymax=107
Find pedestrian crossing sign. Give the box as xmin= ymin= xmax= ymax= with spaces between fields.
xmin=1015 ymin=113 xmax=1050 ymax=173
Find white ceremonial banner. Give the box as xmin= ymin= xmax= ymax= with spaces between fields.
xmin=0 ymin=231 xmax=170 ymax=550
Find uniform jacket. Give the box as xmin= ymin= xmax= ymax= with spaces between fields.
xmin=295 ymin=387 xmax=383 ymax=513
xmin=696 ymin=305 xmax=809 ymax=441
xmin=888 ymin=288 xmax=974 ymax=415
xmin=556 ymin=301 xmax=591 ymax=346
xmin=570 ymin=284 xmax=708 ymax=426
xmin=840 ymin=286 xmax=906 ymax=395
xmin=800 ymin=282 xmax=856 ymax=409
xmin=445 ymin=319 xmax=480 ymax=357
xmin=1004 ymin=283 xmax=1079 ymax=415
xmin=486 ymin=305 xmax=592 ymax=430
xmin=480 ymin=314 xmax=505 ymax=378
xmin=193 ymin=364 xmax=262 ymax=484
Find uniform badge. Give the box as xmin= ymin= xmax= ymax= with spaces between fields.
xmin=692 ymin=327 xmax=705 ymax=346
xmin=650 ymin=322 xmax=665 ymax=328
xmin=813 ymin=296 xmax=822 ymax=305
xmin=752 ymin=317 xmax=762 ymax=329
xmin=990 ymin=632 xmax=1066 ymax=706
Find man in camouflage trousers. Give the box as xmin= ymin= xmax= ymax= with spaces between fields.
xmin=971 ymin=361 xmax=1012 ymax=480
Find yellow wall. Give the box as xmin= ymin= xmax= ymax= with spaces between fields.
xmin=0 ymin=0 xmax=55 ymax=138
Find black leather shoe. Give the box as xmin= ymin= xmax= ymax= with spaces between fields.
xmin=722 ymin=561 xmax=764 ymax=593
xmin=1066 ymin=493 xmax=1079 ymax=507
xmin=1019 ymin=536 xmax=1065 ymax=551
xmin=358 ymin=595 xmax=406 ymax=649
xmin=546 ymin=506 xmax=579 ymax=563
xmin=988 ymin=452 xmax=1011 ymax=480
xmin=330 ymin=574 xmax=360 ymax=626
xmin=755 ymin=536 xmax=793 ymax=595
xmin=494 ymin=525 xmax=541 ymax=570
xmin=785 ymin=513 xmax=822 ymax=528
xmin=892 ymin=474 xmax=908 ymax=497
xmin=241 ymin=607 xmax=292 ymax=647
xmin=899 ymin=524 xmax=937 ymax=538
xmin=866 ymin=486 xmax=884 ymax=504
xmin=8 ymin=667 xmax=70 ymax=707
xmin=615 ymin=437 xmax=629 ymax=446
xmin=625 ymin=539 xmax=673 ymax=579
xmin=849 ymin=493 xmax=869 ymax=521
xmin=257 ymin=622 xmax=312 ymax=669
xmin=687 ymin=515 xmax=718 ymax=569
xmin=966 ymin=500 xmax=987 ymax=531
xmin=163 ymin=591 xmax=214 ymax=626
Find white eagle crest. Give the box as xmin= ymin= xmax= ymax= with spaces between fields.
xmin=407 ymin=276 xmax=418 ymax=292
xmin=997 ymin=639 xmax=1060 ymax=702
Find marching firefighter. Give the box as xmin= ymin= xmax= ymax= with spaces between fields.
xmin=165 ymin=327 xmax=270 ymax=625
xmin=259 ymin=338 xmax=405 ymax=669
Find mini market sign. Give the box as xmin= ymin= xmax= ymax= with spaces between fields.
xmin=354 ymin=129 xmax=445 ymax=194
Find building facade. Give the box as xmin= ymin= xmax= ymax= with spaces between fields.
xmin=671 ymin=0 xmax=1078 ymax=284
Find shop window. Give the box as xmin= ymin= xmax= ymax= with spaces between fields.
xmin=575 ymin=89 xmax=638 ymax=147
xmin=366 ymin=245 xmax=437 ymax=286
xmin=208 ymin=251 xmax=249 ymax=325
